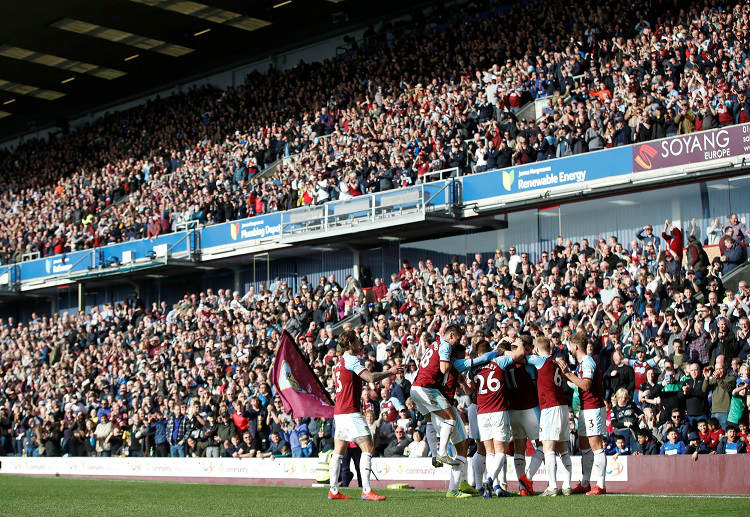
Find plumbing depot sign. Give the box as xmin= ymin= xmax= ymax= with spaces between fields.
xmin=0 ymin=456 xmax=627 ymax=482
xmin=632 ymin=123 xmax=750 ymax=172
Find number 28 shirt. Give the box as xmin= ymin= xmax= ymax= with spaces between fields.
xmin=413 ymin=337 xmax=452 ymax=390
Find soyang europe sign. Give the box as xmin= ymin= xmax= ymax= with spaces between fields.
xmin=632 ymin=123 xmax=750 ymax=172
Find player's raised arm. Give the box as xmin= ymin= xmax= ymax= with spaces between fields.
xmin=509 ymin=339 xmax=526 ymax=363
xmin=453 ymin=349 xmax=499 ymax=373
xmin=360 ymin=363 xmax=403 ymax=384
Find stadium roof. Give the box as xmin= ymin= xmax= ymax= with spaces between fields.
xmin=0 ymin=0 xmax=428 ymax=140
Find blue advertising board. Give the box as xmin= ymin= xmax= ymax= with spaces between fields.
xmin=460 ymin=146 xmax=632 ymax=203
xmin=100 ymin=232 xmax=191 ymax=264
xmin=201 ymin=213 xmax=282 ymax=250
xmin=19 ymin=249 xmax=95 ymax=280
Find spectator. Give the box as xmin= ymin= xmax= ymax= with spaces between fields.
xmin=167 ymin=404 xmax=190 ymax=458
xmin=685 ymin=432 xmax=711 ymax=459
xmin=632 ymin=429 xmax=660 ymax=456
xmin=259 ymin=431 xmax=289 ymax=458
xmin=610 ymin=388 xmax=641 ymax=447
xmin=680 ymin=363 xmax=709 ymax=428
xmin=294 ymin=433 xmax=316 ymax=458
xmin=636 ymin=225 xmax=661 ymax=249
xmin=727 ymin=213 xmax=748 ymax=243
xmin=715 ymin=424 xmax=747 ymax=454
xmin=703 ymin=363 xmax=738 ymax=430
xmin=605 ymin=351 xmax=636 ymax=397
xmin=721 ymin=237 xmax=746 ymax=273
xmin=94 ymin=414 xmax=113 ymax=457
xmin=659 ymin=429 xmax=687 ymax=455
xmin=233 ymin=432 xmax=257 ymax=458
xmin=404 ymin=430 xmax=428 ymax=457
xmin=605 ymin=434 xmax=631 ymax=457
xmin=383 ymin=426 xmax=412 ymax=457
xmin=728 ymin=376 xmax=749 ymax=426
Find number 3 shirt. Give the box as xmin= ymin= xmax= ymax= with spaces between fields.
xmin=527 ymin=354 xmax=568 ymax=410
xmin=333 ymin=353 xmax=366 ymax=415
xmin=576 ymin=355 xmax=605 ymax=410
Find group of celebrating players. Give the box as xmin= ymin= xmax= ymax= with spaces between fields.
xmin=326 ymin=324 xmax=607 ymax=501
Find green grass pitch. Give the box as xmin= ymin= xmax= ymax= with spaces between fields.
xmin=1 ymin=476 xmax=747 ymax=516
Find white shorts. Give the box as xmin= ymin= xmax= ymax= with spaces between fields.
xmin=410 ymin=386 xmax=450 ymax=415
xmin=434 ymin=406 xmax=468 ymax=444
xmin=477 ymin=410 xmax=511 ymax=443
xmin=467 ymin=403 xmax=480 ymax=440
xmin=333 ymin=412 xmax=370 ymax=442
xmin=578 ymin=407 xmax=606 ymax=437
xmin=539 ymin=405 xmax=570 ymax=442
xmin=509 ymin=407 xmax=541 ymax=441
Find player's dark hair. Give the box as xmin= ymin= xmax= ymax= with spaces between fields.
xmin=338 ymin=330 xmax=357 ymax=351
xmin=445 ymin=324 xmax=462 ymax=337
xmin=451 ymin=343 xmax=466 ymax=360
xmin=475 ymin=340 xmax=491 ymax=355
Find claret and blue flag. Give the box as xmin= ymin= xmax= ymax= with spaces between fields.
xmin=272 ymin=330 xmax=334 ymax=419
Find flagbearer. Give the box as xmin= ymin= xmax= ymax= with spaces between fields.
xmin=328 ymin=330 xmax=403 ymax=501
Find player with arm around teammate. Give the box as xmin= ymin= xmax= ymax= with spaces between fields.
xmin=471 ymin=339 xmax=526 ymax=498
xmin=410 ymin=324 xmax=465 ymax=468
xmin=507 ymin=335 xmax=545 ymax=496
xmin=438 ymin=344 xmax=478 ymax=498
xmin=525 ymin=336 xmax=574 ymax=496
xmin=328 ymin=330 xmax=403 ymax=501
xmin=410 ymin=325 xmax=500 ymax=498
xmin=556 ymin=332 xmax=607 ymax=496
xmin=465 ymin=334 xmax=486 ymax=493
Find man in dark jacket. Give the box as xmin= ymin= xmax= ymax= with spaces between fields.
xmin=383 ymin=426 xmax=412 ymax=457
xmin=378 ymin=167 xmax=394 ymax=192
xmin=685 ymin=235 xmax=709 ymax=284
xmin=497 ymin=140 xmax=513 ymax=168
xmin=680 ymin=362 xmax=708 ymax=428
xmin=651 ymin=107 xmax=667 ymax=140
xmin=484 ymin=140 xmax=500 ymax=170
xmin=612 ymin=119 xmax=631 ymax=146
xmin=632 ymin=429 xmax=660 ymax=455
xmin=605 ymin=351 xmax=636 ymax=397
xmin=721 ymin=237 xmax=746 ymax=273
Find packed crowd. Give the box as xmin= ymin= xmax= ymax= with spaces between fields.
xmin=2 ymin=0 xmax=750 ymax=265
xmin=0 ymin=211 xmax=748 ymax=460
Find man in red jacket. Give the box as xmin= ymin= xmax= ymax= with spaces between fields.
xmin=662 ymin=219 xmax=684 ymax=262
xmin=372 ymin=277 xmax=387 ymax=302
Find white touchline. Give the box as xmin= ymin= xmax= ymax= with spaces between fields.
xmin=607 ymin=494 xmax=748 ymax=499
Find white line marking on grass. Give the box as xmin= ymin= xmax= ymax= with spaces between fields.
xmin=607 ymin=494 xmax=748 ymax=499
